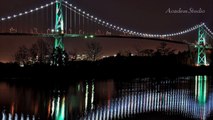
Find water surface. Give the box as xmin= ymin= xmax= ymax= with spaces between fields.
xmin=0 ymin=75 xmax=212 ymax=120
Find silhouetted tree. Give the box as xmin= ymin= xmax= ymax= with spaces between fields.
xmin=14 ymin=45 xmax=29 ymax=64
xmin=135 ymin=46 xmax=143 ymax=56
xmin=155 ymin=42 xmax=176 ymax=56
xmin=30 ymin=39 xmax=52 ymax=63
xmin=134 ymin=45 xmax=154 ymax=56
xmin=141 ymin=49 xmax=154 ymax=56
xmin=68 ymin=49 xmax=78 ymax=61
xmin=52 ymin=47 xmax=68 ymax=66
xmin=30 ymin=43 xmax=38 ymax=62
xmin=86 ymin=42 xmax=102 ymax=61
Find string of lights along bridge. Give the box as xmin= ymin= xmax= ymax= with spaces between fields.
xmin=0 ymin=0 xmax=213 ymax=66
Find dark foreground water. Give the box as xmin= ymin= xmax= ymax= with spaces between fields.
xmin=0 ymin=75 xmax=213 ymax=120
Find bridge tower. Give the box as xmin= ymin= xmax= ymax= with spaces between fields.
xmin=52 ymin=0 xmax=67 ymax=65
xmin=196 ymin=26 xmax=208 ymax=66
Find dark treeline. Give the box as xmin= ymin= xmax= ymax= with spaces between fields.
xmin=0 ymin=54 xmax=212 ymax=82
xmin=0 ymin=41 xmax=212 ymax=82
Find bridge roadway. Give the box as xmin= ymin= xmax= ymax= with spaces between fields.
xmin=0 ymin=32 xmax=187 ymax=45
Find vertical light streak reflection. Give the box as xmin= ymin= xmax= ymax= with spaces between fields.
xmin=121 ymin=97 xmax=124 ymax=119
xmin=204 ymin=76 xmax=207 ymax=104
xmin=198 ymin=76 xmax=203 ymax=104
xmin=141 ymin=92 xmax=144 ymax=112
xmin=48 ymin=98 xmax=51 ymax=118
xmin=95 ymin=108 xmax=98 ymax=120
xmin=195 ymin=76 xmax=198 ymax=99
xmin=130 ymin=94 xmax=133 ymax=115
xmin=92 ymin=111 xmax=95 ymax=120
xmin=154 ymin=92 xmax=156 ymax=111
xmin=103 ymin=105 xmax=106 ymax=120
xmin=51 ymin=98 xmax=55 ymax=117
xmin=134 ymin=94 xmax=137 ymax=114
xmin=91 ymin=80 xmax=95 ymax=110
xmin=111 ymin=102 xmax=114 ymax=119
xmin=127 ymin=93 xmax=130 ymax=116
xmin=80 ymin=76 xmax=212 ymax=120
xmin=85 ymin=81 xmax=89 ymax=112
xmin=21 ymin=114 xmax=24 ymax=120
xmin=106 ymin=104 xmax=109 ymax=120
xmin=137 ymin=93 xmax=140 ymax=114
xmin=58 ymin=96 xmax=65 ymax=120
xmin=114 ymin=101 xmax=117 ymax=119
xmin=164 ymin=91 xmax=169 ymax=111
xmin=152 ymin=91 xmax=155 ymax=111
xmin=8 ymin=113 xmax=12 ymax=120
xmin=26 ymin=115 xmax=30 ymax=120
xmin=2 ymin=111 xmax=6 ymax=120
xmin=55 ymin=96 xmax=60 ymax=119
xmin=99 ymin=107 xmax=102 ymax=120
xmin=10 ymin=102 xmax=14 ymax=116
xmin=149 ymin=91 xmax=151 ymax=111
xmin=32 ymin=115 xmax=35 ymax=120
xmin=172 ymin=90 xmax=175 ymax=112
xmin=117 ymin=98 xmax=120 ymax=119
xmin=124 ymin=94 xmax=127 ymax=118
xmin=196 ymin=75 xmax=207 ymax=105
xmin=14 ymin=113 xmax=18 ymax=120
xmin=146 ymin=91 xmax=148 ymax=112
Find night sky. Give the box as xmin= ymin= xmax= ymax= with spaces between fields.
xmin=0 ymin=0 xmax=212 ymax=62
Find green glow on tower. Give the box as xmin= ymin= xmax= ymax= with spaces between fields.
xmin=55 ymin=0 xmax=64 ymax=50
xmin=197 ymin=26 xmax=207 ymax=66
xmin=52 ymin=0 xmax=68 ymax=65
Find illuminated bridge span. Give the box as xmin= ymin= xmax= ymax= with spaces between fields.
xmin=0 ymin=33 xmax=188 ymax=44
xmin=0 ymin=0 xmax=213 ymax=65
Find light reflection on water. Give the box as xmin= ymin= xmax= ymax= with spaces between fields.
xmin=0 ymin=75 xmax=212 ymax=120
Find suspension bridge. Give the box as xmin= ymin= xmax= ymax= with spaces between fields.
xmin=0 ymin=0 xmax=213 ymax=66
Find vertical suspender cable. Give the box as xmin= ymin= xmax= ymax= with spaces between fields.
xmin=30 ymin=9 xmax=33 ymax=33
xmin=65 ymin=4 xmax=67 ymax=33
xmin=25 ymin=13 xmax=27 ymax=33
xmin=83 ymin=13 xmax=84 ymax=34
xmin=74 ymin=10 xmax=76 ymax=34
xmin=51 ymin=3 xmax=53 ymax=31
xmin=69 ymin=6 xmax=72 ymax=34
xmin=88 ymin=16 xmax=90 ymax=34
xmin=41 ymin=7 xmax=44 ymax=33
xmin=19 ymin=15 xmax=21 ymax=33
xmin=46 ymin=6 xmax=48 ymax=34
xmin=79 ymin=11 xmax=80 ymax=34
xmin=36 ymin=7 xmax=38 ymax=33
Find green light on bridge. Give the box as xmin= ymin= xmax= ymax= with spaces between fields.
xmin=84 ymin=35 xmax=94 ymax=39
xmin=90 ymin=35 xmax=94 ymax=38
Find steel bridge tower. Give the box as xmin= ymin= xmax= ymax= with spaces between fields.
xmin=52 ymin=0 xmax=67 ymax=65
xmin=196 ymin=26 xmax=208 ymax=66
